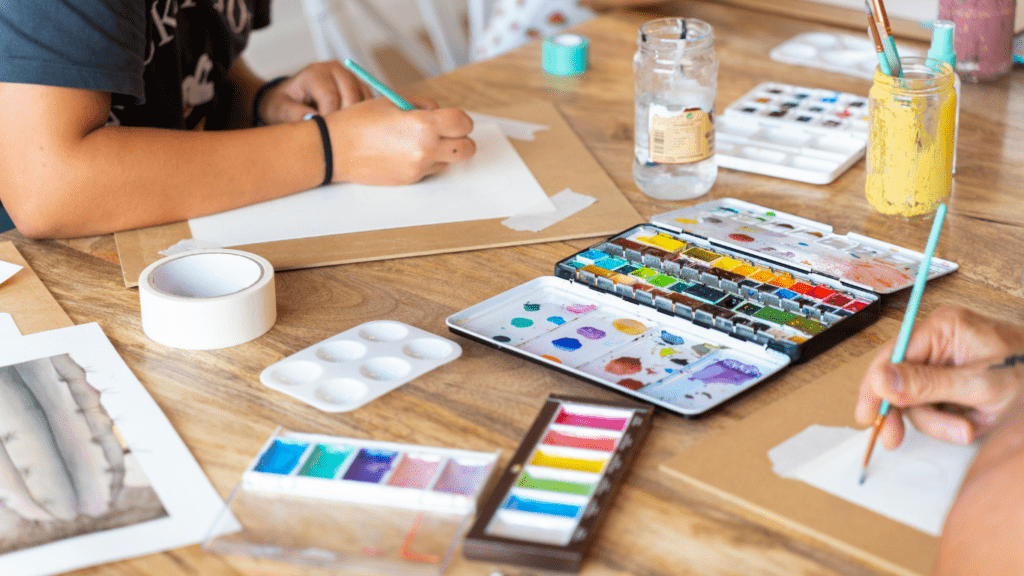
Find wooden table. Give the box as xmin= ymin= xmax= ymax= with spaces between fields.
xmin=4 ymin=2 xmax=1023 ymax=575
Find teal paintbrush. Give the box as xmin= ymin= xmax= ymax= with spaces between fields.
xmin=859 ymin=203 xmax=948 ymax=484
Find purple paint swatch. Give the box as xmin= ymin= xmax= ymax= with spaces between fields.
xmin=342 ymin=448 xmax=398 ymax=483
xmin=552 ymin=337 xmax=582 ymax=351
xmin=432 ymin=459 xmax=489 ymax=495
xmin=576 ymin=327 xmax=606 ymax=340
xmin=688 ymin=359 xmax=761 ymax=386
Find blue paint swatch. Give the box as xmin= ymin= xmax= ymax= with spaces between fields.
xmin=254 ymin=439 xmax=309 ymax=475
xmin=595 ymin=256 xmax=627 ymax=270
xmin=504 ymin=494 xmax=581 ymax=518
xmin=775 ymin=288 xmax=798 ymax=299
xmin=343 ymin=448 xmax=398 ymax=483
xmin=552 ymin=337 xmax=582 ymax=351
xmin=578 ymin=249 xmax=608 ymax=263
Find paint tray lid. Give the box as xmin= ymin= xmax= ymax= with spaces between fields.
xmin=203 ymin=428 xmax=501 ymax=575
xmin=650 ymin=198 xmax=958 ymax=294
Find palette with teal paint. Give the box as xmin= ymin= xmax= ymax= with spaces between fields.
xmin=204 ymin=428 xmax=500 ymax=575
xmin=448 ymin=198 xmax=958 ymax=417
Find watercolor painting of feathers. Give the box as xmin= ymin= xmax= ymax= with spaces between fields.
xmin=0 ymin=323 xmax=237 ymax=576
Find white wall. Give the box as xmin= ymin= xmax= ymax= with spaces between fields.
xmin=245 ymin=0 xmax=468 ymax=79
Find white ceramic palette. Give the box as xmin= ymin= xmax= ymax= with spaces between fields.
xmin=717 ymin=82 xmax=869 ymax=184
xmin=260 ymin=321 xmax=462 ymax=412
xmin=769 ymin=32 xmax=922 ymax=80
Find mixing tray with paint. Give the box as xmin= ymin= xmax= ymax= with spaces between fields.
xmin=448 ymin=198 xmax=957 ymax=416
xmin=717 ymin=82 xmax=869 ymax=184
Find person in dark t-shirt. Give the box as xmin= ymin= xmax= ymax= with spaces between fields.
xmin=0 ymin=0 xmax=476 ymax=238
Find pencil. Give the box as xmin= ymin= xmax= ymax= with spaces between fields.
xmin=343 ymin=58 xmax=416 ymax=111
xmin=859 ymin=203 xmax=948 ymax=484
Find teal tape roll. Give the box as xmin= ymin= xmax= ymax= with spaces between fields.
xmin=543 ymin=34 xmax=588 ymax=76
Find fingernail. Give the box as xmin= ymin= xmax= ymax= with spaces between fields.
xmin=885 ymin=365 xmax=903 ymax=394
xmin=947 ymin=426 xmax=969 ymax=445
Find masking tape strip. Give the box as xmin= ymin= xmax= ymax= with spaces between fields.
xmin=501 ymin=188 xmax=597 ymax=232
xmin=543 ymin=34 xmax=589 ymax=76
xmin=139 ymin=249 xmax=276 ymax=350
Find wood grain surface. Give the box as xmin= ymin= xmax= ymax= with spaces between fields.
xmin=5 ymin=2 xmax=1023 ymax=575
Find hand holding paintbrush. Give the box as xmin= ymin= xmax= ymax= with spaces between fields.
xmin=859 ymin=203 xmax=946 ymax=483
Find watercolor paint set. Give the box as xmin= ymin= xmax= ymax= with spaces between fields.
xmin=260 ymin=320 xmax=461 ymax=412
xmin=204 ymin=428 xmax=499 ymax=574
xmin=717 ymin=82 xmax=869 ymax=184
xmin=447 ymin=198 xmax=957 ymax=416
xmin=769 ymin=31 xmax=921 ymax=80
xmin=463 ymin=395 xmax=653 ymax=572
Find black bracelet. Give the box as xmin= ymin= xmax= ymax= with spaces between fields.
xmin=307 ymin=114 xmax=333 ymax=187
xmin=252 ymin=76 xmax=288 ymax=127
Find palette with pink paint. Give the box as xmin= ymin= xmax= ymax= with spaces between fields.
xmin=204 ymin=428 xmax=500 ymax=574
xmin=447 ymin=198 xmax=957 ymax=416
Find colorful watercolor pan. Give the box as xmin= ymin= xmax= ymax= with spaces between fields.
xmin=447 ymin=198 xmax=958 ymax=416
xmin=260 ymin=320 xmax=461 ymax=412
xmin=717 ymin=82 xmax=869 ymax=184
xmin=463 ymin=395 xmax=653 ymax=572
xmin=769 ymin=32 xmax=923 ymax=80
xmin=204 ymin=428 xmax=500 ymax=575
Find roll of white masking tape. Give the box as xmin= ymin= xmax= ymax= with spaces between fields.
xmin=139 ymin=249 xmax=276 ymax=350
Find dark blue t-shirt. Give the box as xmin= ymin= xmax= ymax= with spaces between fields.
xmin=0 ymin=0 xmax=271 ymax=130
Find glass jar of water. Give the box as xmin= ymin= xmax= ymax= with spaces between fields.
xmin=634 ymin=18 xmax=718 ymax=200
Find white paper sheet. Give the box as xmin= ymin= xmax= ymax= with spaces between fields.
xmin=769 ymin=422 xmax=978 ymax=536
xmin=188 ymin=122 xmax=555 ymax=247
xmin=0 ymin=260 xmax=22 ymax=287
xmin=0 ymin=323 xmax=238 ymax=576
xmin=0 ymin=313 xmax=20 ymax=340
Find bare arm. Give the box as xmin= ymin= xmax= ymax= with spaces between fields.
xmin=0 ymin=82 xmax=325 ymax=238
xmin=0 ymin=61 xmax=473 ymax=239
xmin=933 ymin=396 xmax=1024 ymax=575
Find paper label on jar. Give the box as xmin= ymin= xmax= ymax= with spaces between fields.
xmin=649 ymin=108 xmax=714 ymax=164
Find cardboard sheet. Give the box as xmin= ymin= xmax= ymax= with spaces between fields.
xmin=0 ymin=243 xmax=74 ymax=335
xmin=115 ymin=100 xmax=642 ymax=287
xmin=660 ymin=316 xmax=943 ymax=576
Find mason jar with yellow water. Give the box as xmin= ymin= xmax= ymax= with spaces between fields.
xmin=865 ymin=57 xmax=956 ymax=219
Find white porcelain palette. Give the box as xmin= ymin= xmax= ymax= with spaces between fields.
xmin=260 ymin=321 xmax=462 ymax=412
xmin=716 ymin=82 xmax=869 ymax=184
xmin=769 ymin=31 xmax=922 ymax=80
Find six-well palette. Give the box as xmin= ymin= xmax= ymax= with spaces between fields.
xmin=448 ymin=199 xmax=958 ymax=416
xmin=204 ymin=429 xmax=500 ymax=575
xmin=463 ymin=395 xmax=654 ymax=572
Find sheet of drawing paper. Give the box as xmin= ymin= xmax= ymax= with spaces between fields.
xmin=0 ymin=313 xmax=20 ymax=340
xmin=0 ymin=259 xmax=22 ymax=286
xmin=188 ymin=123 xmax=556 ymax=247
xmin=769 ymin=423 xmax=978 ymax=536
xmin=0 ymin=323 xmax=239 ymax=576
